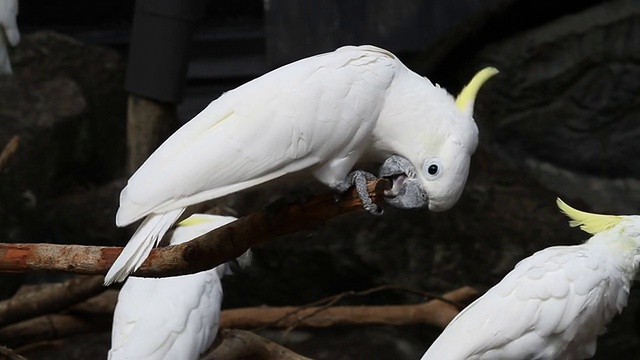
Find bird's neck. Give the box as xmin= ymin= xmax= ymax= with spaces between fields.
xmin=586 ymin=231 xmax=640 ymax=280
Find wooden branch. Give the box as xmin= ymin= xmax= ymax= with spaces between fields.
xmin=0 ymin=179 xmax=389 ymax=278
xmin=205 ymin=329 xmax=312 ymax=360
xmin=0 ymin=275 xmax=105 ymax=328
xmin=220 ymin=286 xmax=478 ymax=330
xmin=0 ymin=289 xmax=116 ymax=348
xmin=0 ymin=314 xmax=102 ymax=347
xmin=68 ymin=288 xmax=118 ymax=315
xmin=0 ymin=135 xmax=19 ymax=173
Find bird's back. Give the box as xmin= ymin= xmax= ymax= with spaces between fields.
xmin=422 ymin=244 xmax=631 ymax=360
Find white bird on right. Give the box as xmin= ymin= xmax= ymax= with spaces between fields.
xmin=0 ymin=0 xmax=19 ymax=74
xmin=422 ymin=198 xmax=639 ymax=360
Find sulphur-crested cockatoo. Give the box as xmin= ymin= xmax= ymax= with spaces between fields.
xmin=105 ymin=44 xmax=497 ymax=284
xmin=422 ymin=198 xmax=640 ymax=360
xmin=109 ymin=214 xmax=250 ymax=360
xmin=0 ymin=0 xmax=19 ymax=74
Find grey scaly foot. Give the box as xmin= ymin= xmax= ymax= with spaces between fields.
xmin=333 ymin=170 xmax=383 ymax=215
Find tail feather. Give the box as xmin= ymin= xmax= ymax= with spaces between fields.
xmin=105 ymin=208 xmax=185 ymax=285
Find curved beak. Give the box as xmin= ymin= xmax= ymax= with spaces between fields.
xmin=379 ymin=155 xmax=428 ymax=209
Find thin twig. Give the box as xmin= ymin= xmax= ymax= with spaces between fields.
xmin=0 ymin=135 xmax=19 ymax=173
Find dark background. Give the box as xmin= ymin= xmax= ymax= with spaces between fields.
xmin=1 ymin=0 xmax=639 ymax=358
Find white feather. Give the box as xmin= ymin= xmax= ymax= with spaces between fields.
xmin=105 ymin=208 xmax=184 ymax=285
xmin=109 ymin=214 xmax=241 ymax=360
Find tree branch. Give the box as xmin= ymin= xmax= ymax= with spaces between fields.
xmin=0 ymin=314 xmax=103 ymax=348
xmin=220 ymin=286 xmax=478 ymax=330
xmin=0 ymin=275 xmax=105 ymax=328
xmin=205 ymin=329 xmax=313 ymax=360
xmin=0 ymin=179 xmax=389 ymax=278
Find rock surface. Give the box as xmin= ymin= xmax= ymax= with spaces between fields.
xmin=474 ymin=0 xmax=640 ymax=212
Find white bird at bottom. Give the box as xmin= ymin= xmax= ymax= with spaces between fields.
xmin=421 ymin=198 xmax=640 ymax=360
xmin=109 ymin=214 xmax=250 ymax=360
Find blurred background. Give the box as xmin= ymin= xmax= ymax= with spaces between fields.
xmin=1 ymin=0 xmax=639 ymax=358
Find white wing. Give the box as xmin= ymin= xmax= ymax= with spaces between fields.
xmin=117 ymin=45 xmax=396 ymax=226
xmin=109 ymin=215 xmax=239 ymax=360
xmin=422 ymin=245 xmax=629 ymax=360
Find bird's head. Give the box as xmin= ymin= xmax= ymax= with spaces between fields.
xmin=380 ymin=67 xmax=498 ymax=211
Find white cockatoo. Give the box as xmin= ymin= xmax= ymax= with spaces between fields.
xmin=0 ymin=0 xmax=19 ymax=74
xmin=421 ymin=198 xmax=640 ymax=360
xmin=105 ymin=44 xmax=498 ymax=285
xmin=109 ymin=214 xmax=251 ymax=360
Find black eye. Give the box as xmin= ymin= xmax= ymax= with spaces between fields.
xmin=423 ymin=159 xmax=443 ymax=179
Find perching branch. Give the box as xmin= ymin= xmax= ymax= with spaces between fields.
xmin=0 ymin=179 xmax=389 ymax=278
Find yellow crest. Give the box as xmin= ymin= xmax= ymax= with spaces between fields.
xmin=556 ymin=198 xmax=623 ymax=235
xmin=177 ymin=213 xmax=218 ymax=227
xmin=455 ymin=67 xmax=499 ymax=112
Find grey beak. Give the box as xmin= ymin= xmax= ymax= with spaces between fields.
xmin=379 ymin=155 xmax=428 ymax=209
